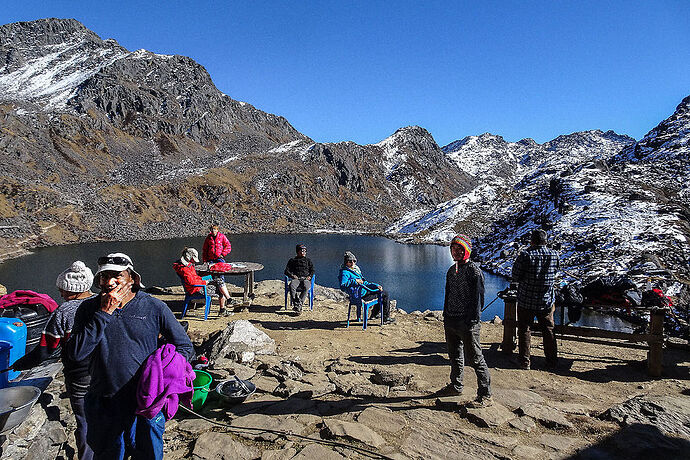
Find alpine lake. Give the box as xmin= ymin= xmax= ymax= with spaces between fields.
xmin=0 ymin=233 xmax=632 ymax=331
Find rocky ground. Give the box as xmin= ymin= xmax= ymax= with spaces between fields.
xmin=2 ymin=280 xmax=689 ymax=459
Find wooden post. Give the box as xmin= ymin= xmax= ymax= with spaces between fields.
xmin=647 ymin=309 xmax=664 ymax=377
xmin=502 ymin=299 xmax=517 ymax=353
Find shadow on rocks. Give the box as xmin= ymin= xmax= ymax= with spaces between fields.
xmin=570 ymin=423 xmax=690 ymax=460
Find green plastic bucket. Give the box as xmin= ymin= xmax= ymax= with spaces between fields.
xmin=191 ymin=370 xmax=212 ymax=411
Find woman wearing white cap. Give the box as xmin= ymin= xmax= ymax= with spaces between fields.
xmin=12 ymin=261 xmax=96 ymax=460
xmin=173 ymin=247 xmax=232 ymax=316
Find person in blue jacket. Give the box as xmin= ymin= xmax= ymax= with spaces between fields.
xmin=338 ymin=251 xmax=394 ymax=324
xmin=68 ymin=252 xmax=193 ymax=460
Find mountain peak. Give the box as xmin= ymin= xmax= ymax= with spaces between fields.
xmin=615 ymin=94 xmax=690 ymax=163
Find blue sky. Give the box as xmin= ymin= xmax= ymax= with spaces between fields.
xmin=2 ymin=1 xmax=689 ymax=146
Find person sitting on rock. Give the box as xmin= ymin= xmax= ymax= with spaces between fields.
xmin=284 ymin=244 xmax=314 ymax=313
xmin=439 ymin=234 xmax=492 ymax=407
xmin=12 ymin=261 xmax=97 ymax=460
xmin=338 ymin=251 xmax=394 ymax=324
xmin=173 ymin=247 xmax=232 ymax=316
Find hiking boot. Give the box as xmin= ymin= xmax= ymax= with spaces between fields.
xmin=468 ymin=395 xmax=494 ymax=408
xmin=384 ymin=317 xmax=396 ymax=325
xmin=218 ymin=308 xmax=232 ymax=317
xmin=435 ymin=384 xmax=463 ymax=396
xmin=512 ymin=358 xmax=530 ymax=370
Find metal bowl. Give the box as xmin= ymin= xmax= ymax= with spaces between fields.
xmin=214 ymin=377 xmax=256 ymax=405
xmin=0 ymin=386 xmax=41 ymax=434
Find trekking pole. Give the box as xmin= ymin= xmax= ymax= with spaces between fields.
xmin=481 ymin=296 xmax=500 ymax=312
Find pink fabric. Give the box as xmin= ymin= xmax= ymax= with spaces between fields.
xmin=135 ymin=343 xmax=195 ymax=420
xmin=202 ymin=232 xmax=231 ymax=262
xmin=0 ymin=290 xmax=59 ymax=313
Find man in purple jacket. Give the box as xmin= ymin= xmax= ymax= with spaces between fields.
xmin=69 ymin=253 xmax=193 ymax=460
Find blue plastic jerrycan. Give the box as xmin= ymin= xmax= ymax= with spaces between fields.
xmin=0 ymin=317 xmax=27 ymax=381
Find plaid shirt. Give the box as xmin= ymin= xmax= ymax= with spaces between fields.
xmin=511 ymin=246 xmax=560 ymax=310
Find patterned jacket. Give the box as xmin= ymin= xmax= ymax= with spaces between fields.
xmin=512 ymin=245 xmax=560 ymax=310
xmin=444 ymin=261 xmax=485 ymax=325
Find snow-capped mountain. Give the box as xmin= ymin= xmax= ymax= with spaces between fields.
xmin=388 ymin=102 xmax=689 ymax=302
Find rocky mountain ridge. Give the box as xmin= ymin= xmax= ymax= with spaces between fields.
xmin=0 ymin=18 xmax=471 ymax=255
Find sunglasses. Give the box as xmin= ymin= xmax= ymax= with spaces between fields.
xmin=98 ymin=256 xmax=132 ymax=266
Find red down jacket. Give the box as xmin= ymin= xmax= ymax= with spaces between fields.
xmin=172 ymin=261 xmax=207 ymax=295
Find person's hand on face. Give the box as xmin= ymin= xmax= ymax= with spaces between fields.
xmin=99 ymin=270 xmax=135 ymax=314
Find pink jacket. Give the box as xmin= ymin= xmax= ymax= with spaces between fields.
xmin=0 ymin=290 xmax=59 ymax=313
xmin=135 ymin=344 xmax=195 ymax=420
xmin=202 ymin=232 xmax=231 ymax=262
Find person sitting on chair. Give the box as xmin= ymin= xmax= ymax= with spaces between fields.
xmin=284 ymin=244 xmax=314 ymax=313
xmin=338 ymin=251 xmax=394 ymax=324
xmin=173 ymin=247 xmax=232 ymax=316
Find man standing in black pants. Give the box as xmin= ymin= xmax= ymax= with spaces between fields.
xmin=284 ymin=244 xmax=315 ymax=313
xmin=440 ymin=234 xmax=492 ymax=407
xmin=511 ymin=229 xmax=560 ymax=370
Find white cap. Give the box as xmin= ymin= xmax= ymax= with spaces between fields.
xmin=95 ymin=253 xmax=144 ymax=289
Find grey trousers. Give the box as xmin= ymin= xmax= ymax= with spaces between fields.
xmin=289 ymin=278 xmax=309 ymax=305
xmin=443 ymin=319 xmax=491 ymax=396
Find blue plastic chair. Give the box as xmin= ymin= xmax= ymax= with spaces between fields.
xmin=345 ymin=287 xmax=383 ymax=330
xmin=283 ymin=275 xmax=315 ymax=311
xmin=179 ymin=275 xmax=213 ymax=320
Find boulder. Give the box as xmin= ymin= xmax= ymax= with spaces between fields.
xmin=356 ymin=406 xmax=407 ymax=434
xmin=261 ymin=448 xmax=297 ymax=460
xmin=263 ymin=361 xmax=304 ymax=382
xmin=509 ymin=416 xmax=536 ymax=433
xmin=512 ymin=445 xmax=548 ymax=459
xmin=210 ymin=360 xmax=257 ymax=380
xmin=175 ymin=418 xmax=211 ymax=435
xmin=322 ymin=418 xmax=386 ymax=448
xmin=540 ymin=433 xmax=578 ymax=452
xmin=205 ymin=320 xmax=275 ymax=362
xmin=251 ymin=375 xmax=281 ymax=394
xmin=191 ymin=432 xmax=259 ymax=460
xmin=273 ymin=379 xmax=324 ymax=399
xmin=371 ymin=366 xmax=413 ymax=386
xmin=463 ymin=402 xmax=516 ymax=428
xmin=292 ymin=443 xmax=345 ymax=460
xmin=602 ymin=395 xmax=690 ymax=437
xmin=230 ymin=414 xmax=305 ymax=442
xmin=401 ymin=427 xmax=505 ymax=460
xmin=328 ymin=372 xmax=388 ymax=398
xmin=455 ymin=427 xmax=519 ymax=449
xmin=518 ymin=403 xmax=573 ymax=429
xmin=491 ymin=388 xmax=545 ymax=411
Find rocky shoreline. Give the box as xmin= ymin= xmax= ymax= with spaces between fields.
xmin=3 ymin=280 xmax=689 ymax=459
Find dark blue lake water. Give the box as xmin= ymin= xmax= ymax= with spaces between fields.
xmin=0 ymin=233 xmax=632 ymax=330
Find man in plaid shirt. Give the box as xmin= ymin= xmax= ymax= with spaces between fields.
xmin=511 ymin=229 xmax=560 ymax=370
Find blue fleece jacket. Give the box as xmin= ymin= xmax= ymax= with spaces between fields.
xmin=338 ymin=266 xmax=380 ymax=301
xmin=68 ymin=291 xmax=194 ymax=398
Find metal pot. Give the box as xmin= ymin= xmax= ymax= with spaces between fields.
xmin=214 ymin=377 xmax=256 ymax=405
xmin=0 ymin=386 xmax=41 ymax=434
